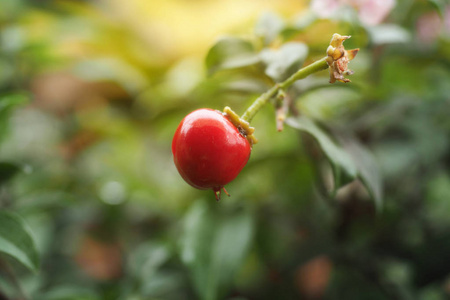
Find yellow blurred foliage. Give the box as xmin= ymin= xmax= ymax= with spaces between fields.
xmin=105 ymin=0 xmax=306 ymax=60
xmin=43 ymin=0 xmax=306 ymax=68
xmin=19 ymin=0 xmax=308 ymax=95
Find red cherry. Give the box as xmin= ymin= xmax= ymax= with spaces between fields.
xmin=172 ymin=108 xmax=251 ymax=200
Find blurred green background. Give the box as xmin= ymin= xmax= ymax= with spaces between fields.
xmin=0 ymin=0 xmax=449 ymax=299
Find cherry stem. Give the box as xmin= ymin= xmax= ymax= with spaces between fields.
xmin=240 ymin=56 xmax=329 ymax=123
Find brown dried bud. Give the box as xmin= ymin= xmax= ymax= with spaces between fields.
xmin=326 ymin=33 xmax=359 ymax=83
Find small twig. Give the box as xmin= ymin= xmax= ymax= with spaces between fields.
xmin=275 ymin=89 xmax=289 ymax=131
xmin=241 ymin=57 xmax=329 ymax=122
xmin=241 ymin=34 xmax=358 ymax=124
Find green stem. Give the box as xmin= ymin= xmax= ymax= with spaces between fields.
xmin=241 ymin=56 xmax=329 ymax=122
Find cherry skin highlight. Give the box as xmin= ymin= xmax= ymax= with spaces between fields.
xmin=172 ymin=109 xmax=251 ymax=200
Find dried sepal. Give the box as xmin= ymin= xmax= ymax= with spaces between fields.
xmin=223 ymin=106 xmax=258 ymax=146
xmin=326 ymin=33 xmax=359 ymax=83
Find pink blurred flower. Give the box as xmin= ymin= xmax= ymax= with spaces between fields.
xmin=356 ymin=0 xmax=396 ymax=26
xmin=310 ymin=0 xmax=396 ymax=25
xmin=310 ymin=0 xmax=341 ymax=18
xmin=416 ymin=5 xmax=450 ymax=43
xmin=416 ymin=11 xmax=443 ymax=44
xmin=445 ymin=6 xmax=450 ymax=37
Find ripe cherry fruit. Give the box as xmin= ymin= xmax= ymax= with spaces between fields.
xmin=172 ymin=108 xmax=252 ymax=200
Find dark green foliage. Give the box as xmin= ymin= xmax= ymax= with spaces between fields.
xmin=0 ymin=0 xmax=449 ymax=299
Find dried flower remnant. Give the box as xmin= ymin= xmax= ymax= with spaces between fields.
xmin=326 ymin=34 xmax=359 ymax=83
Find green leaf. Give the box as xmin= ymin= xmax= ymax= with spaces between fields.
xmin=128 ymin=242 xmax=184 ymax=298
xmin=0 ymin=0 xmax=26 ymax=21
xmin=286 ymin=116 xmax=357 ymax=189
xmin=0 ymin=211 xmax=40 ymax=272
xmin=181 ymin=201 xmax=254 ymax=300
xmin=0 ymin=93 xmax=28 ymax=114
xmin=293 ymin=10 xmax=317 ymax=31
xmin=428 ymin=0 xmax=447 ymax=17
xmin=222 ymin=78 xmax=268 ymax=94
xmin=0 ymin=162 xmax=21 ymax=184
xmin=254 ymin=12 xmax=285 ymax=45
xmin=207 ymin=210 xmax=253 ymax=299
xmin=338 ymin=135 xmax=383 ymax=209
xmin=205 ymin=37 xmax=260 ymax=75
xmin=0 ymin=93 xmax=29 ymax=142
xmin=366 ymin=24 xmax=411 ymax=45
xmin=260 ymin=42 xmax=308 ymax=82
xmin=286 ymin=116 xmax=383 ymax=208
xmin=34 ymin=285 xmax=99 ymax=300
xmin=129 ymin=242 xmax=170 ymax=278
xmin=426 ymin=173 xmax=450 ymax=226
xmin=140 ymin=271 xmax=184 ymax=298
